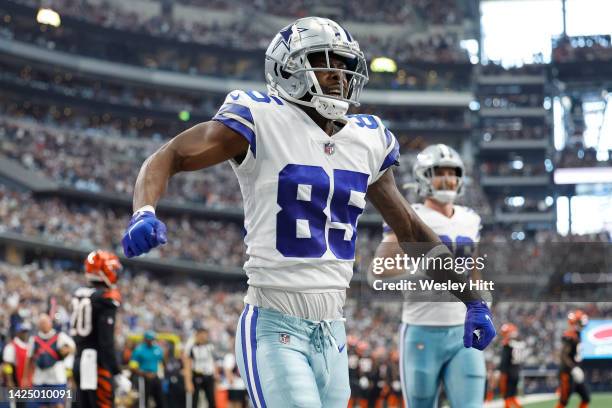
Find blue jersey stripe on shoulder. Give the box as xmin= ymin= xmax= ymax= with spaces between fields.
xmin=384 ymin=128 xmax=393 ymax=147
xmin=217 ymin=103 xmax=254 ymax=125
xmin=379 ymin=139 xmax=400 ymax=172
xmin=212 ymin=115 xmax=256 ymax=158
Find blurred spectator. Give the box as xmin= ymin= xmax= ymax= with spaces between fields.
xmin=3 ymin=0 xmax=474 ymax=75
xmin=557 ymin=144 xmax=612 ymax=168
xmin=130 ymin=331 xmax=165 ymax=408
xmin=2 ymin=321 xmax=32 ymax=392
xmin=553 ymin=35 xmax=612 ymax=63
xmin=23 ymin=314 xmax=75 ymax=407
xmin=479 ymin=160 xmax=547 ymax=177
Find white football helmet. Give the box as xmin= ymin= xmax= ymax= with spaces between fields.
xmin=413 ymin=144 xmax=465 ymax=204
xmin=264 ymin=17 xmax=368 ymax=120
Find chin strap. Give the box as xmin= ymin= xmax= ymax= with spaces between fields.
xmin=311 ymin=96 xmax=349 ymax=119
xmin=432 ymin=190 xmax=457 ymax=204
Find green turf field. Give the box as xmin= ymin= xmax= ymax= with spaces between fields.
xmin=523 ymin=393 xmax=612 ymax=407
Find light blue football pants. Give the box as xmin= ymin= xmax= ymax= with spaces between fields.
xmin=399 ymin=324 xmax=486 ymax=408
xmin=235 ymin=304 xmax=350 ymax=408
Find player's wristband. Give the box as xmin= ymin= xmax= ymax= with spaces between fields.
xmin=133 ymin=205 xmax=156 ymax=216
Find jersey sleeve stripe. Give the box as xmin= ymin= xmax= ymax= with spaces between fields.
xmin=217 ymin=103 xmax=255 ymax=125
xmin=379 ymin=138 xmax=400 ymax=172
xmin=213 ymin=114 xmax=257 ymax=158
xmin=384 ymin=128 xmax=393 ymax=147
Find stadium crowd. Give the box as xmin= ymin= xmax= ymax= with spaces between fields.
xmin=480 ymin=93 xmax=544 ymax=110
xmin=2 ymin=258 xmax=612 ymax=406
xmin=553 ymin=35 xmax=612 ymax=63
xmin=0 ymin=60 xmax=470 ymax=130
xmin=479 ymin=160 xmax=548 ymax=177
xmin=1 ymin=114 xmax=485 ymax=214
xmin=0 ymin=116 xmax=242 ymax=206
xmin=492 ymin=196 xmax=554 ymax=214
xmin=0 ymin=62 xmax=221 ymax=117
xmin=0 ymin=188 xmax=247 ymax=266
xmin=556 ymin=144 xmax=612 ymax=168
xmin=198 ymin=0 xmax=469 ymax=25
xmin=3 ymin=0 xmax=475 ymax=81
xmin=479 ymin=64 xmax=546 ymax=76
xmin=480 ymin=121 xmax=549 ymax=142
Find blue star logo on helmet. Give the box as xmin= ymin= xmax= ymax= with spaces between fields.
xmin=264 ymin=17 xmax=368 ymax=120
xmin=274 ymin=25 xmax=309 ymax=53
xmin=280 ymin=25 xmax=293 ymax=43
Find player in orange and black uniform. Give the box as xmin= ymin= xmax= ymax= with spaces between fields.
xmin=498 ymin=323 xmax=524 ymax=408
xmin=71 ymin=250 xmax=131 ymax=408
xmin=556 ymin=310 xmax=590 ymax=408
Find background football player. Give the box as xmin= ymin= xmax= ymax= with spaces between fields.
xmin=557 ymin=310 xmax=590 ymax=408
xmin=499 ymin=323 xmax=525 ymax=408
xmin=71 ymin=250 xmax=131 ymax=408
xmin=121 ymin=17 xmax=495 ymax=408
xmin=370 ymin=145 xmax=487 ymax=408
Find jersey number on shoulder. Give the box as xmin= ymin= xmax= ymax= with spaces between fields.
xmin=347 ymin=114 xmax=379 ymax=129
xmin=438 ymin=235 xmax=475 ymax=258
xmin=70 ymin=297 xmax=93 ymax=337
xmin=277 ymin=164 xmax=369 ymax=259
xmin=243 ymin=91 xmax=283 ymax=105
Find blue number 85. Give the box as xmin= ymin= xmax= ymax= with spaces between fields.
xmin=276 ymin=164 xmax=369 ymax=259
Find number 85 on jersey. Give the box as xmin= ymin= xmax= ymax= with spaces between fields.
xmin=276 ymin=164 xmax=369 ymax=260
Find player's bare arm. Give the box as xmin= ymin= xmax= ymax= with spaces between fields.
xmin=367 ymin=168 xmax=482 ymax=302
xmin=133 ymin=121 xmax=249 ymax=210
xmin=561 ymin=342 xmax=575 ymax=368
xmin=183 ymin=352 xmax=194 ymax=393
xmin=367 ymin=169 xmax=439 ymax=278
xmin=368 ymin=169 xmax=440 ymax=245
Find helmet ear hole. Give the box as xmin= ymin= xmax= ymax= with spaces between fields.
xmin=277 ymin=64 xmax=291 ymax=80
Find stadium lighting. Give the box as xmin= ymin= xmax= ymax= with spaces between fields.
xmin=178 ymin=110 xmax=191 ymax=121
xmin=370 ymin=57 xmax=397 ymax=73
xmin=506 ymin=196 xmax=525 ymax=207
xmin=544 ymin=158 xmax=554 ymax=172
xmin=36 ymin=8 xmax=61 ymax=27
xmin=511 ymin=159 xmax=523 ymax=170
xmin=460 ymin=39 xmax=480 ymax=64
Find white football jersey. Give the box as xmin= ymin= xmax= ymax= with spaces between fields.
xmin=214 ymin=90 xmax=399 ymax=293
xmin=384 ymin=203 xmax=481 ymax=326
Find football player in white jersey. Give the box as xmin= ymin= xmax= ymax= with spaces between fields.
xmin=373 ymin=144 xmax=487 ymax=408
xmin=121 ymin=17 xmax=495 ymax=408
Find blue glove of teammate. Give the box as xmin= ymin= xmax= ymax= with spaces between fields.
xmin=121 ymin=210 xmax=167 ymax=258
xmin=463 ymin=300 xmax=496 ymax=350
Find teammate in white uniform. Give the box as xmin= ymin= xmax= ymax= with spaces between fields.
xmin=121 ymin=18 xmax=495 ymax=408
xmin=376 ymin=144 xmax=486 ymax=407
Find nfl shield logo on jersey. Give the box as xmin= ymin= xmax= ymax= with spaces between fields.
xmin=324 ymin=142 xmax=335 ymax=155
xmin=279 ymin=333 xmax=290 ymax=344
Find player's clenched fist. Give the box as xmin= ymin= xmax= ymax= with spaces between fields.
xmin=463 ymin=300 xmax=496 ymax=350
xmin=121 ymin=209 xmax=167 ymax=257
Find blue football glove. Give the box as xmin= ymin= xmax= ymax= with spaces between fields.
xmin=463 ymin=300 xmax=496 ymax=350
xmin=121 ymin=211 xmax=167 ymax=258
